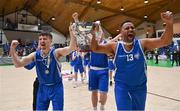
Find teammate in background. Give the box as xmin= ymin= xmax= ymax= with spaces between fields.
xmin=72 ymin=48 xmax=84 ymax=88
xmin=83 ymin=52 xmax=90 ymax=80
xmin=107 ymin=37 xmax=115 ymax=86
xmin=91 ymin=11 xmax=173 ymax=110
xmin=10 ymin=23 xmax=77 ymax=110
xmin=68 ymin=51 xmax=76 ymax=81
xmin=88 ymin=24 xmax=109 ymax=111
xmin=108 ymin=55 xmax=115 ymax=86
xmin=71 ymin=12 xmax=89 ymax=84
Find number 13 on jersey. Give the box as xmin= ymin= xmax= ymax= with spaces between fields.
xmin=126 ymin=54 xmax=134 ymax=61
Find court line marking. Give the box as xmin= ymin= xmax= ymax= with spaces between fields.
xmin=148 ymin=92 xmax=180 ymax=102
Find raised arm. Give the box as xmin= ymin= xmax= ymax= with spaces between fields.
xmin=72 ymin=12 xmax=79 ymax=23
xmin=90 ymin=24 xmax=116 ymax=56
xmin=55 ymin=24 xmax=77 ymax=58
xmin=141 ymin=11 xmax=173 ymax=52
xmin=10 ymin=40 xmax=35 ymax=68
xmin=55 ymin=12 xmax=79 ymax=58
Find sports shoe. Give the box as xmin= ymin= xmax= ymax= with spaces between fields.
xmin=73 ymin=82 xmax=78 ymax=88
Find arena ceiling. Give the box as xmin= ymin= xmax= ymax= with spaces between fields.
xmin=0 ymin=0 xmax=180 ymax=37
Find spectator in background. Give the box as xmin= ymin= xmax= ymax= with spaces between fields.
xmin=154 ymin=48 xmax=159 ymax=64
xmin=172 ymin=43 xmax=178 ymax=66
xmin=5 ymin=18 xmax=14 ymax=29
xmin=176 ymin=44 xmax=180 ymax=66
xmin=172 ymin=50 xmax=178 ymax=66
xmin=2 ymin=42 xmax=10 ymax=56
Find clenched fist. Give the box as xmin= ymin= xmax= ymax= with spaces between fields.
xmin=72 ymin=12 xmax=79 ymax=22
xmin=11 ymin=40 xmax=19 ymax=49
xmin=161 ymin=11 xmax=173 ymax=25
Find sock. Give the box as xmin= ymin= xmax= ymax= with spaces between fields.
xmin=93 ymin=107 xmax=97 ymax=111
xmin=81 ymin=78 xmax=84 ymax=83
xmin=100 ymin=105 xmax=105 ymax=111
xmin=73 ymin=81 xmax=78 ymax=87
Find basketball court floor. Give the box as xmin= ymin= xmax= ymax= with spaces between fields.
xmin=0 ymin=62 xmax=180 ymax=110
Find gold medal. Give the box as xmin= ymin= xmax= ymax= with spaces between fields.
xmin=45 ymin=69 xmax=49 ymax=74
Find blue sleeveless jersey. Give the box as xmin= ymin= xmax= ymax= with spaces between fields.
xmin=114 ymin=39 xmax=147 ymax=86
xmin=90 ymin=52 xmax=108 ymax=68
xmin=71 ymin=51 xmax=83 ymax=65
xmin=24 ymin=61 xmax=36 ymax=70
xmin=75 ymin=52 xmax=83 ymax=66
xmin=35 ymin=48 xmax=62 ymax=85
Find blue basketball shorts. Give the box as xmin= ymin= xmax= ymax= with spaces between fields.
xmin=74 ymin=64 xmax=84 ymax=74
xmin=88 ymin=69 xmax=109 ymax=93
xmin=114 ymin=82 xmax=147 ymax=110
xmin=83 ymin=60 xmax=89 ymax=66
xmin=36 ymin=83 xmax=64 ymax=110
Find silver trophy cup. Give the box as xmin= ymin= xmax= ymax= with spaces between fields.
xmin=73 ymin=22 xmax=93 ymax=51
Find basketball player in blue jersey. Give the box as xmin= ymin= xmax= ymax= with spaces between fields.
xmin=108 ymin=55 xmax=115 ymax=86
xmin=91 ymin=11 xmax=173 ymax=110
xmin=72 ymin=48 xmax=84 ymax=87
xmin=10 ymin=25 xmax=77 ymax=110
xmin=70 ymin=51 xmax=76 ymax=71
xmin=68 ymin=51 xmax=76 ymax=81
xmin=88 ymin=24 xmax=109 ymax=111
xmin=83 ymin=52 xmax=90 ymax=80
xmin=107 ymin=37 xmax=116 ymax=86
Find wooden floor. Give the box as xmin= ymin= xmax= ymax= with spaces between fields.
xmin=0 ymin=62 xmax=180 ymax=110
